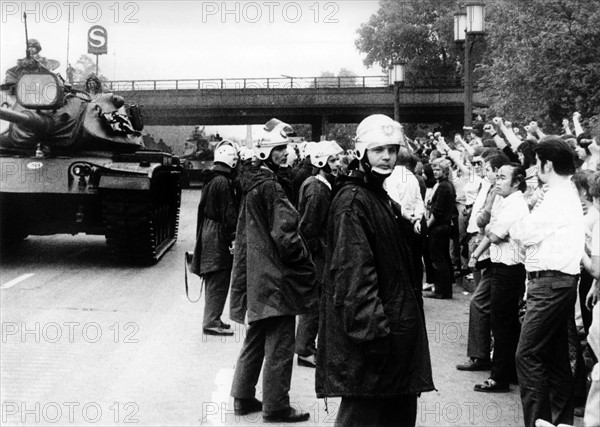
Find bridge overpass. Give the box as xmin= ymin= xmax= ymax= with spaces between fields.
xmin=107 ymin=76 xmax=486 ymax=140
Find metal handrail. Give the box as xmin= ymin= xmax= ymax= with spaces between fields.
xmin=72 ymin=75 xmax=463 ymax=92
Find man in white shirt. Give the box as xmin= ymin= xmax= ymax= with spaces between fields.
xmin=457 ymin=152 xmax=510 ymax=371
xmin=508 ymin=136 xmax=585 ymax=427
xmin=385 ymin=148 xmax=426 ymax=309
xmin=473 ymin=164 xmax=529 ymax=393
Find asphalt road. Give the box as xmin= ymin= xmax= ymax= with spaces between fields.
xmin=0 ymin=189 xmax=584 ymax=426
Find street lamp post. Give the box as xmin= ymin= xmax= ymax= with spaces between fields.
xmin=388 ymin=61 xmax=406 ymax=122
xmin=455 ymin=2 xmax=486 ymax=129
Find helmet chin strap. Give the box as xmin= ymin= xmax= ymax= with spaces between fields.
xmin=370 ymin=166 xmax=393 ymax=176
xmin=264 ymin=156 xmax=280 ymax=173
xmin=360 ymin=157 xmax=390 ymax=187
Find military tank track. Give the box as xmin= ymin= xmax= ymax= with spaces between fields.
xmin=102 ymin=175 xmax=180 ymax=265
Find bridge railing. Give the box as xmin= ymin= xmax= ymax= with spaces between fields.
xmin=99 ymin=76 xmax=391 ymax=91
xmin=74 ymin=75 xmax=464 ymax=92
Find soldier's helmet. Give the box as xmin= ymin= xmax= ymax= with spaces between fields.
xmin=27 ymin=39 xmax=42 ymax=53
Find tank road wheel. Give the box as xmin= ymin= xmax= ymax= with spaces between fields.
xmin=0 ymin=199 xmax=28 ymax=248
xmin=102 ymin=178 xmax=180 ymax=265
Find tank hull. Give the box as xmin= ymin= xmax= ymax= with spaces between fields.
xmin=181 ymin=159 xmax=213 ymax=188
xmin=0 ymin=152 xmax=182 ymax=264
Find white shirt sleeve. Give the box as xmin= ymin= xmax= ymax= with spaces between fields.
xmin=592 ymin=221 xmax=600 ymax=257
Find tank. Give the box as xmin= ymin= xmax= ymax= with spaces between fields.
xmin=180 ymin=127 xmax=220 ymax=188
xmin=0 ymin=63 xmax=182 ymax=264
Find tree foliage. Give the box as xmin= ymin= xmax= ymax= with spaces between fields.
xmin=355 ymin=0 xmax=462 ymax=86
xmin=478 ymin=0 xmax=600 ymax=128
xmin=71 ymin=54 xmax=107 ymax=82
xmin=356 ymin=0 xmax=600 ymax=130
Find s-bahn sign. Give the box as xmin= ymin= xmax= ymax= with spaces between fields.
xmin=88 ymin=26 xmax=108 ymax=55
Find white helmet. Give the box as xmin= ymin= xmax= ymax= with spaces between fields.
xmin=354 ymin=114 xmax=403 ymax=159
xmin=214 ymin=140 xmax=239 ymax=169
xmin=238 ymin=146 xmax=255 ymax=162
xmin=310 ymin=140 xmax=343 ymax=168
xmin=299 ymin=141 xmax=317 ymax=160
xmin=285 ymin=145 xmax=298 ymax=166
xmin=253 ymin=118 xmax=294 ymax=160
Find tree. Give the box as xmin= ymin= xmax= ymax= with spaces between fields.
xmin=71 ymin=54 xmax=108 ymax=83
xmin=355 ymin=0 xmax=462 ymax=86
xmin=478 ymin=0 xmax=600 ymax=128
xmin=313 ymin=68 xmax=358 ymax=88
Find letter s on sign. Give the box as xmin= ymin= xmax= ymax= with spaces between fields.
xmin=88 ymin=26 xmax=108 ymax=55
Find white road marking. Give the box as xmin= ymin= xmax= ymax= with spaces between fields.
xmin=203 ymin=368 xmax=235 ymax=425
xmin=1 ymin=273 xmax=35 ymax=290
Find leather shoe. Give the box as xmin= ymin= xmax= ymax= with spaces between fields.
xmin=263 ymin=407 xmax=310 ymax=423
xmin=297 ymin=354 xmax=316 ymax=368
xmin=456 ymin=358 xmax=491 ymax=371
xmin=234 ymin=398 xmax=262 ymax=416
xmin=203 ymin=326 xmax=234 ymax=336
xmin=219 ymin=320 xmax=231 ymax=329
xmin=474 ymin=378 xmax=509 ymax=393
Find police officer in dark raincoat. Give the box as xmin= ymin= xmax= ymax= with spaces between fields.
xmin=190 ymin=140 xmax=240 ymax=336
xmin=229 ymin=119 xmax=316 ymax=423
xmin=295 ymin=140 xmax=343 ymax=368
xmin=316 ymin=114 xmax=435 ymax=427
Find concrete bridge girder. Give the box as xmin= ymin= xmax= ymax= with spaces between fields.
xmin=115 ymin=87 xmax=485 ymax=136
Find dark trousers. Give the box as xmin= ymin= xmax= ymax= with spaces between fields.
xmin=467 ymin=266 xmax=491 ymax=360
xmin=428 ymin=224 xmax=454 ymax=297
xmin=335 ymin=395 xmax=417 ymax=427
xmin=202 ymin=269 xmax=232 ymax=329
xmin=411 ymin=233 xmax=425 ymax=317
xmin=579 ymin=268 xmax=594 ymax=333
xmin=423 ymin=238 xmax=435 ymax=284
xmin=516 ymin=275 xmax=578 ymax=427
xmin=450 ymin=214 xmax=461 ymax=271
xmin=295 ymin=282 xmax=321 ymax=357
xmin=489 ymin=263 xmax=525 ymax=385
xmin=231 ymin=315 xmax=295 ymax=412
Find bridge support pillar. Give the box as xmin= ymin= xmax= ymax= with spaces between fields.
xmin=311 ymin=116 xmax=329 ymax=141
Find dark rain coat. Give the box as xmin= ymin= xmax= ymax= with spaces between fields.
xmin=297 ymin=175 xmax=333 ymax=284
xmin=292 ymin=157 xmax=314 ymax=206
xmin=229 ymin=166 xmax=316 ymax=324
xmin=190 ymin=163 xmax=239 ymax=275
xmin=316 ymin=171 xmax=435 ymax=398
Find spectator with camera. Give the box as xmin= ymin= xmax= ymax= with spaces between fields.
xmin=572 ymin=112 xmax=599 ymax=172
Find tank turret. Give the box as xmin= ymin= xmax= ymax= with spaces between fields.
xmin=1 ymin=68 xmax=144 ymax=153
xmin=1 ymin=51 xmax=182 ymax=265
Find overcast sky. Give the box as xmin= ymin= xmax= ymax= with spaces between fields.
xmin=1 ymin=1 xmax=383 ymax=81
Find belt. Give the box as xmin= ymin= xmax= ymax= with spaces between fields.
xmin=526 ymin=270 xmax=577 ymax=280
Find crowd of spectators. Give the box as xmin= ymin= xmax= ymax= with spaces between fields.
xmin=191 ymin=111 xmax=599 ymax=426
xmin=287 ymin=112 xmax=600 ymax=427
xmin=382 ymin=112 xmax=600 ymax=427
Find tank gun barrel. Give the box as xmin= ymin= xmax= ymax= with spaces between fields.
xmin=0 ymin=107 xmax=54 ymax=134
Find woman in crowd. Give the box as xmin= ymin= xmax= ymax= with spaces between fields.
xmin=424 ymin=158 xmax=456 ymax=299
